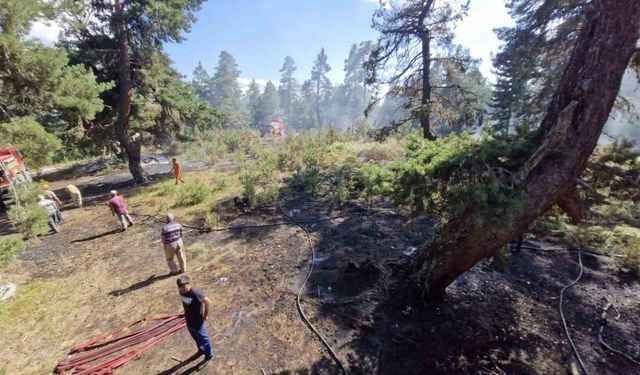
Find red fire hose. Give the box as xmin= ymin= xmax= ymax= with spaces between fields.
xmin=55 ymin=312 xmax=186 ymax=375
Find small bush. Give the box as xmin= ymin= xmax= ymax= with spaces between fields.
xmin=607 ymin=226 xmax=640 ymax=277
xmin=240 ymin=173 xmax=258 ymax=208
xmin=203 ymin=211 xmax=220 ymax=230
xmin=8 ymin=203 xmax=50 ymax=238
xmin=210 ymin=177 xmax=229 ymax=193
xmin=329 ymin=160 xmax=363 ymax=204
xmin=591 ymin=200 xmax=640 ymax=226
xmin=0 ymin=235 xmax=26 ymax=267
xmin=292 ymin=166 xmax=322 ymax=196
xmin=565 ymin=225 xmax=614 ymax=252
xmin=531 ymin=207 xmax=569 ymax=236
xmin=174 ymin=180 xmax=210 ymax=207
xmin=257 ymin=184 xmax=279 ymax=205
xmin=357 ymin=141 xmax=405 ymax=162
xmin=360 ymin=164 xmax=394 ymax=203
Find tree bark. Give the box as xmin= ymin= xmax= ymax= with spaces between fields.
xmin=416 ymin=0 xmax=640 ymax=298
xmin=420 ymin=30 xmax=435 ymax=140
xmin=316 ymin=80 xmax=322 ymax=128
xmin=114 ymin=1 xmax=150 ymax=184
xmin=418 ymin=0 xmax=435 ymax=141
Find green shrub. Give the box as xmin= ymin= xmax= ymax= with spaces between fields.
xmin=8 ymin=203 xmax=50 ymax=238
xmin=276 ymin=132 xmax=323 ymax=172
xmin=591 ymin=200 xmax=640 ymax=226
xmin=8 ymin=182 xmax=44 ymax=205
xmin=531 ymin=207 xmax=569 ymax=236
xmin=565 ymin=225 xmax=614 ymax=252
xmin=222 ymin=129 xmax=257 ymax=154
xmin=5 ymin=182 xmax=50 ymax=237
xmin=257 ymin=152 xmax=277 ymax=180
xmin=390 ymin=132 xmax=530 ymax=225
xmin=357 ymin=141 xmax=405 ymax=162
xmin=328 ymin=160 xmax=364 ymax=204
xmin=360 ymin=164 xmax=394 ymax=203
xmin=240 ymin=173 xmax=258 ymax=208
xmin=174 ymin=179 xmax=210 ymax=207
xmin=0 ymin=235 xmax=26 ymax=267
xmin=210 ymin=177 xmax=229 ymax=193
xmin=257 ymin=184 xmax=279 ymax=205
xmin=323 ymin=126 xmax=348 ymax=144
xmin=203 ymin=211 xmax=220 ymax=230
xmin=233 ymin=150 xmax=247 ymax=173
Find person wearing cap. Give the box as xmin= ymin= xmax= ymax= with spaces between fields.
xmin=161 ymin=213 xmax=186 ymax=275
xmin=65 ymin=184 xmax=83 ymax=208
xmin=108 ymin=190 xmax=134 ymax=231
xmin=38 ymin=195 xmax=59 ymax=233
xmin=42 ymin=183 xmax=62 ymax=205
xmin=176 ymin=275 xmax=214 ymax=369
xmin=42 ymin=183 xmax=63 ymax=223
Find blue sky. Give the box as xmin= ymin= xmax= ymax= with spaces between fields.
xmin=163 ymin=0 xmax=514 ymax=89
xmin=28 ymin=0 xmax=514 ymax=90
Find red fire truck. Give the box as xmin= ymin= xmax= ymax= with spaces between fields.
xmin=0 ymin=145 xmax=32 ymax=194
xmin=259 ymin=119 xmax=286 ymax=137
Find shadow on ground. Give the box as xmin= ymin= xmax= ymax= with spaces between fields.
xmin=108 ymin=273 xmax=174 ymax=296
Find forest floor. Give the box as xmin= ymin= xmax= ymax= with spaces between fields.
xmin=0 ymin=157 xmax=638 ymax=375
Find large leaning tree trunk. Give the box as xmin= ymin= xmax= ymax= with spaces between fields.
xmin=416 ymin=0 xmax=640 ymax=298
xmin=113 ymin=1 xmax=150 ymax=184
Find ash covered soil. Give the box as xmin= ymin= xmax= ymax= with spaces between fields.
xmin=0 ymin=163 xmax=638 ymax=375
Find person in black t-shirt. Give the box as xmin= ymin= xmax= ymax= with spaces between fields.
xmin=177 ymin=275 xmax=214 ymax=366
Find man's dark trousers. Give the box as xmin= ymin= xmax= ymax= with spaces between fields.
xmin=187 ymin=322 xmax=213 ymax=358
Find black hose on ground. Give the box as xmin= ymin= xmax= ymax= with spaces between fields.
xmin=599 ymin=302 xmax=640 ymax=366
xmin=559 ymin=251 xmax=589 ymax=375
xmin=278 ymin=206 xmax=349 ymax=375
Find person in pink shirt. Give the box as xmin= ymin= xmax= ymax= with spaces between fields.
xmin=108 ymin=190 xmax=134 ymax=231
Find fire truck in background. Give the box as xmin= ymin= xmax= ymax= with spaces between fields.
xmin=258 ymin=119 xmax=286 ymax=137
xmin=0 ymin=145 xmax=32 ymax=197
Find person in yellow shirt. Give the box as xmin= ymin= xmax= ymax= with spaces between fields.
xmin=172 ymin=158 xmax=185 ymax=185
xmin=65 ymin=184 xmax=83 ymax=208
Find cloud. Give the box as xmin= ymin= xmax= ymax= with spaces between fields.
xmin=238 ymin=77 xmax=274 ymax=92
xmin=27 ymin=20 xmax=61 ymax=46
xmin=453 ymin=0 xmax=515 ymax=82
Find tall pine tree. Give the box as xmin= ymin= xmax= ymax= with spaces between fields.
xmin=366 ymin=0 xmax=476 ymax=140
xmin=60 ymin=0 xmax=205 ymax=183
xmin=278 ymin=56 xmax=298 ymax=126
xmin=305 ymin=48 xmax=332 ymax=128
xmin=211 ymin=50 xmax=243 ymax=127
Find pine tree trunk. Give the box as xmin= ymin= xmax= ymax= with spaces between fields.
xmin=114 ymin=1 xmax=150 ymax=184
xmin=316 ymin=80 xmax=322 ymax=128
xmin=420 ymin=30 xmax=435 ymax=141
xmin=416 ymin=0 xmax=640 ymax=298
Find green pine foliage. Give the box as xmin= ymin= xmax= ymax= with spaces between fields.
xmin=174 ymin=179 xmax=210 ymax=207
xmin=0 ymin=234 xmax=26 ymax=268
xmin=390 ymin=132 xmax=534 ymax=225
xmin=0 ymin=117 xmax=62 ymax=167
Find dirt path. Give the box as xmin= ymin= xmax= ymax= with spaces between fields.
xmin=1 ymin=164 xmax=639 ymax=374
